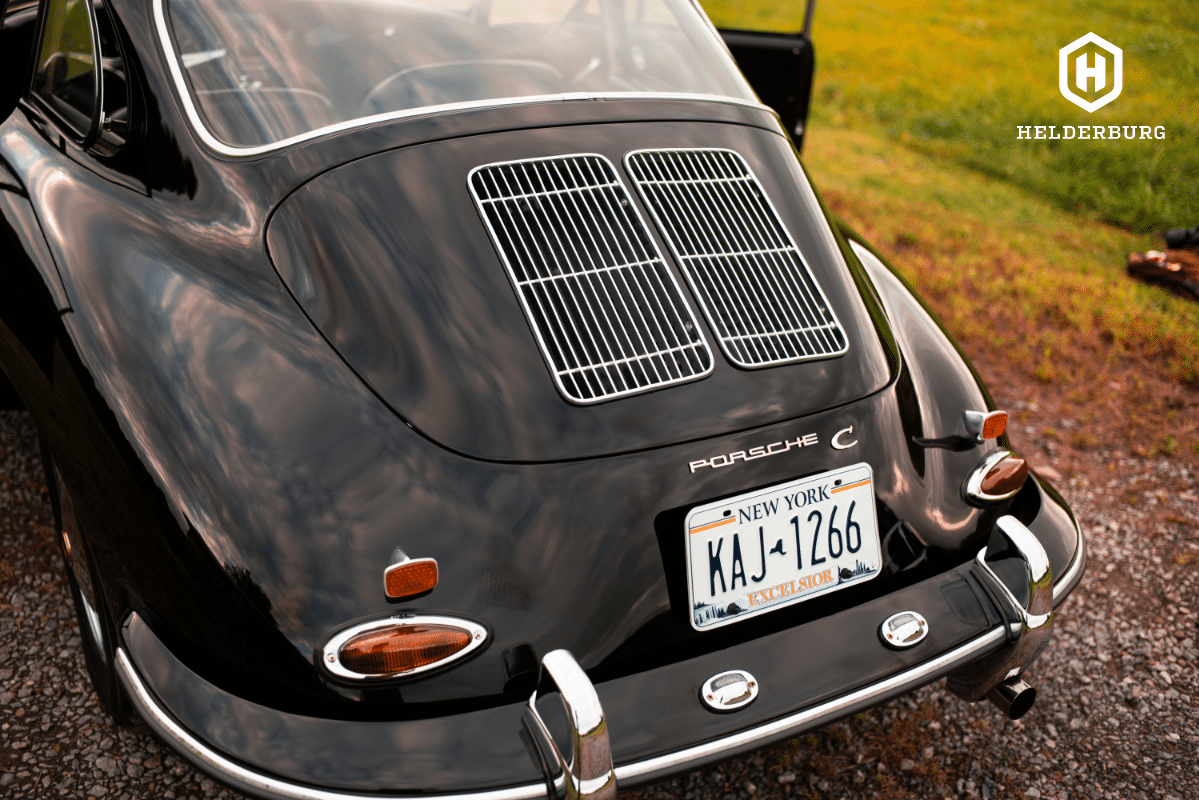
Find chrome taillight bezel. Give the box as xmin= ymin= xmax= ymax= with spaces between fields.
xmin=963 ymin=449 xmax=1028 ymax=506
xmin=321 ymin=615 xmax=488 ymax=682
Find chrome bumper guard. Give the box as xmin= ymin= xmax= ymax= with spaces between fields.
xmin=523 ymin=650 xmax=617 ymax=800
xmin=116 ymin=514 xmax=1082 ymax=800
xmin=946 ymin=515 xmax=1054 ymax=703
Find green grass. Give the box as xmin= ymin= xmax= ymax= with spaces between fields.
xmin=703 ymin=0 xmax=1199 ymax=233
xmin=800 ymin=126 xmax=1199 ymax=389
xmin=701 ymin=0 xmax=1199 ymax=457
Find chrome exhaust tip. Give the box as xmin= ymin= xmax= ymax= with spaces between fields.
xmin=985 ymin=677 xmax=1037 ymax=720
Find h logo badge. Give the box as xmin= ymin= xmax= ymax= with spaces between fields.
xmin=1060 ymin=33 xmax=1122 ymax=112
xmin=1075 ymin=52 xmax=1105 ymax=93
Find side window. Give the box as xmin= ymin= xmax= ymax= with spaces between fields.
xmin=1 ymin=2 xmax=43 ymax=124
xmin=31 ymin=0 xmax=101 ymax=139
xmin=29 ymin=0 xmax=128 ymax=150
xmin=93 ymin=0 xmax=129 ymax=150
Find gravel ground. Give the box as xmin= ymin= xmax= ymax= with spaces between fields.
xmin=2 ymin=405 xmax=1197 ymax=800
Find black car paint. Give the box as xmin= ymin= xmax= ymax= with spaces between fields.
xmin=122 ymin=550 xmax=1004 ymax=793
xmin=266 ymin=121 xmax=891 ymax=462
xmin=0 ymin=0 xmax=1081 ymax=793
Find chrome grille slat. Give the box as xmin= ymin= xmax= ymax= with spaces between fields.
xmin=470 ymin=154 xmax=713 ymax=404
xmin=682 ymin=149 xmax=802 ymax=362
xmin=645 ymin=150 xmax=792 ymax=365
xmin=704 ymin=151 xmax=834 ymax=357
xmin=726 ymin=323 xmax=840 ymax=342
xmin=678 ymin=245 xmax=794 ymax=260
xmin=626 ymin=148 xmax=848 ymax=368
xmin=679 ymin=149 xmax=831 ymax=359
xmin=636 ymin=152 xmax=775 ymax=365
xmin=702 ymin=150 xmax=840 ymax=356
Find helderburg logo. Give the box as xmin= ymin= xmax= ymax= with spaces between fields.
xmin=1017 ymin=33 xmax=1165 ymax=141
xmin=1059 ymin=32 xmax=1121 ymax=112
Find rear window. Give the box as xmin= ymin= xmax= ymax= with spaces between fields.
xmin=163 ymin=0 xmax=756 ymax=149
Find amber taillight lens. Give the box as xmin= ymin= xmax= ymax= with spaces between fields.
xmin=384 ymin=558 xmax=438 ymax=598
xmin=964 ymin=450 xmax=1029 ymax=506
xmin=980 ymin=455 xmax=1028 ymax=497
xmin=981 ymin=411 xmax=1008 ymax=440
xmin=339 ymin=624 xmax=471 ymax=676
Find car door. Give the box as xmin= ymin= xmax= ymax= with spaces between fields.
xmin=0 ymin=0 xmax=129 ymax=411
xmin=717 ymin=0 xmax=817 ymax=151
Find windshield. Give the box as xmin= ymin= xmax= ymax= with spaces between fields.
xmin=163 ymin=0 xmax=757 ymax=149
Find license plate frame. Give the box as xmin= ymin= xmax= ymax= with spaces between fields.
xmin=684 ymin=463 xmax=882 ymax=631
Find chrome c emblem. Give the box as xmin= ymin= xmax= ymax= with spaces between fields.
xmin=832 ymin=426 xmax=858 ymax=450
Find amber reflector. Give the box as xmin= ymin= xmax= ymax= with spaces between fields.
xmin=384 ymin=559 xmax=438 ymax=598
xmin=339 ymin=624 xmax=471 ymax=676
xmin=981 ymin=411 xmax=1007 ymax=440
xmin=980 ymin=455 xmax=1028 ymax=498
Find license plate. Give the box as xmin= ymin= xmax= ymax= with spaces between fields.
xmin=684 ymin=463 xmax=881 ymax=631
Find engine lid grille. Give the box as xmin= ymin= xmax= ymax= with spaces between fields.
xmin=625 ymin=148 xmax=848 ymax=368
xmin=470 ymin=154 xmax=713 ymax=404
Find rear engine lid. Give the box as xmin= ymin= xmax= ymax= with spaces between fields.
xmin=266 ymin=120 xmax=892 ymax=462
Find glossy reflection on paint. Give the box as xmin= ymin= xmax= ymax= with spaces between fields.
xmin=0 ymin=4 xmax=1081 ymax=790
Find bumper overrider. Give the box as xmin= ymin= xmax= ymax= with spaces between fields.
xmin=116 ymin=509 xmax=1084 ymax=800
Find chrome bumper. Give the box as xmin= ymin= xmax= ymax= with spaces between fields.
xmin=524 ymin=651 xmax=617 ymax=800
xmin=525 ymin=515 xmax=1081 ymax=795
xmin=117 ymin=628 xmax=1010 ymax=800
xmin=946 ymin=516 xmax=1054 ymax=704
xmin=117 ymin=513 xmax=1084 ymax=800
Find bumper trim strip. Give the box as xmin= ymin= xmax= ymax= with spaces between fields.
xmin=611 ymin=626 xmax=1006 ymax=786
xmin=115 ymin=503 xmax=1083 ymax=800
xmin=115 ymin=647 xmax=538 ymax=800
xmin=117 ymin=623 xmax=1006 ymax=799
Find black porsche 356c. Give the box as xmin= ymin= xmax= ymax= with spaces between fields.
xmin=0 ymin=0 xmax=1085 ymax=796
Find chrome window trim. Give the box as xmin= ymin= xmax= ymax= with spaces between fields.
xmin=625 ymin=148 xmax=850 ymax=369
xmin=151 ymin=0 xmax=772 ymax=159
xmin=30 ymin=0 xmax=106 ymax=146
xmin=321 ymin=614 xmax=488 ymax=681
